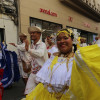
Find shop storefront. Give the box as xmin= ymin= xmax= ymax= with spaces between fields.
xmin=19 ymin=0 xmax=100 ymax=44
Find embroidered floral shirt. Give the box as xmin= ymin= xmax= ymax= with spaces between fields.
xmin=28 ymin=40 xmax=48 ymax=73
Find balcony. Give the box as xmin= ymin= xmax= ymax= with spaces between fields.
xmin=0 ymin=0 xmax=18 ymax=25
xmin=60 ymin=0 xmax=100 ymax=22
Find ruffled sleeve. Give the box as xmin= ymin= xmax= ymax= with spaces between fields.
xmin=36 ymin=56 xmax=73 ymax=88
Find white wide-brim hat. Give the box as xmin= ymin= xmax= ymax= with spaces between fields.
xmin=28 ymin=26 xmax=42 ymax=33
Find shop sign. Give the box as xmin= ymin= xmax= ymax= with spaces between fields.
xmin=68 ymin=16 xmax=73 ymax=22
xmin=95 ymin=27 xmax=98 ymax=30
xmin=40 ymin=8 xmax=57 ymax=17
xmin=83 ymin=22 xmax=90 ymax=28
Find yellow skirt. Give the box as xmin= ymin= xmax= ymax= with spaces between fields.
xmin=22 ymin=83 xmax=70 ymax=100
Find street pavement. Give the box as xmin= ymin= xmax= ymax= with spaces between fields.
xmin=2 ymin=79 xmax=25 ymax=100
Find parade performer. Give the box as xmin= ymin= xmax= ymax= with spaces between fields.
xmin=24 ymin=26 xmax=48 ymax=95
xmin=9 ymin=33 xmax=32 ymax=85
xmin=22 ymin=28 xmax=100 ymax=100
xmin=0 ymin=43 xmax=20 ymax=88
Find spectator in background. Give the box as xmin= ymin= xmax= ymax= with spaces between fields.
xmin=47 ymin=34 xmax=58 ymax=58
xmin=96 ymin=34 xmax=100 ymax=44
xmin=80 ymin=37 xmax=87 ymax=47
xmin=73 ymin=36 xmax=78 ymax=53
xmin=83 ymin=38 xmax=87 ymax=47
xmin=95 ymin=36 xmax=98 ymax=42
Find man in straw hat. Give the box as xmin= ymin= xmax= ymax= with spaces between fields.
xmin=9 ymin=33 xmax=32 ymax=85
xmin=24 ymin=26 xmax=48 ymax=95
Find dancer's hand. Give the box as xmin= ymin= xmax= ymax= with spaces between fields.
xmin=9 ymin=43 xmax=16 ymax=47
xmin=24 ymin=39 xmax=29 ymax=51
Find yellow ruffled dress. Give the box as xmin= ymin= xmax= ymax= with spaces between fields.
xmin=22 ymin=44 xmax=100 ymax=100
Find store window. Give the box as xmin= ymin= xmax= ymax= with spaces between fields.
xmin=0 ymin=28 xmax=4 ymax=43
xmin=30 ymin=17 xmax=62 ymax=41
xmin=66 ymin=26 xmax=97 ymax=45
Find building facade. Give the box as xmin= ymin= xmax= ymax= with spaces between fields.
xmin=0 ymin=0 xmax=18 ymax=51
xmin=18 ymin=0 xmax=100 ymax=44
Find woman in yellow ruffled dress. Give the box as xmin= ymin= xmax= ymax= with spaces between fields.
xmin=22 ymin=29 xmax=100 ymax=100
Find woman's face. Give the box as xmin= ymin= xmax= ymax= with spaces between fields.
xmin=47 ymin=36 xmax=52 ymax=45
xmin=57 ymin=32 xmax=73 ymax=54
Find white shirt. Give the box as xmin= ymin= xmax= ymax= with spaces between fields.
xmin=36 ymin=56 xmax=73 ymax=92
xmin=96 ymin=39 xmax=100 ymax=44
xmin=80 ymin=43 xmax=87 ymax=47
xmin=16 ymin=42 xmax=32 ymax=65
xmin=48 ymin=45 xmax=58 ymax=55
xmin=28 ymin=39 xmax=48 ymax=71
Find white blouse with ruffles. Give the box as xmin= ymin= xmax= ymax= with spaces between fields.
xmin=36 ymin=56 xmax=73 ymax=92
xmin=48 ymin=45 xmax=58 ymax=55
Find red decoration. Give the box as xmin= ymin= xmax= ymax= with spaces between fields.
xmin=83 ymin=22 xmax=90 ymax=28
xmin=95 ymin=27 xmax=98 ymax=30
xmin=68 ymin=16 xmax=73 ymax=22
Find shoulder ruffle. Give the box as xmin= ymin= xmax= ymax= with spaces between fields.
xmin=36 ymin=56 xmax=73 ymax=87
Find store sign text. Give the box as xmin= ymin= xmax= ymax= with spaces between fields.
xmin=95 ymin=27 xmax=98 ymax=30
xmin=83 ymin=22 xmax=90 ymax=28
xmin=40 ymin=8 xmax=57 ymax=17
xmin=68 ymin=16 xmax=73 ymax=22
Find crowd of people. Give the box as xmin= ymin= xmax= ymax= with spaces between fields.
xmin=0 ymin=26 xmax=100 ymax=100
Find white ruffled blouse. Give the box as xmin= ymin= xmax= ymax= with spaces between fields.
xmin=36 ymin=56 xmax=73 ymax=92
xmin=48 ymin=45 xmax=58 ymax=55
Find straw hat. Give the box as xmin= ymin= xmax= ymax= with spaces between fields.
xmin=28 ymin=26 xmax=42 ymax=33
xmin=19 ymin=33 xmax=27 ymax=37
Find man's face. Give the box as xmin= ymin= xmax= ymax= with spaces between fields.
xmin=19 ymin=35 xmax=26 ymax=42
xmin=80 ymin=38 xmax=84 ymax=43
xmin=30 ymin=31 xmax=41 ymax=41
